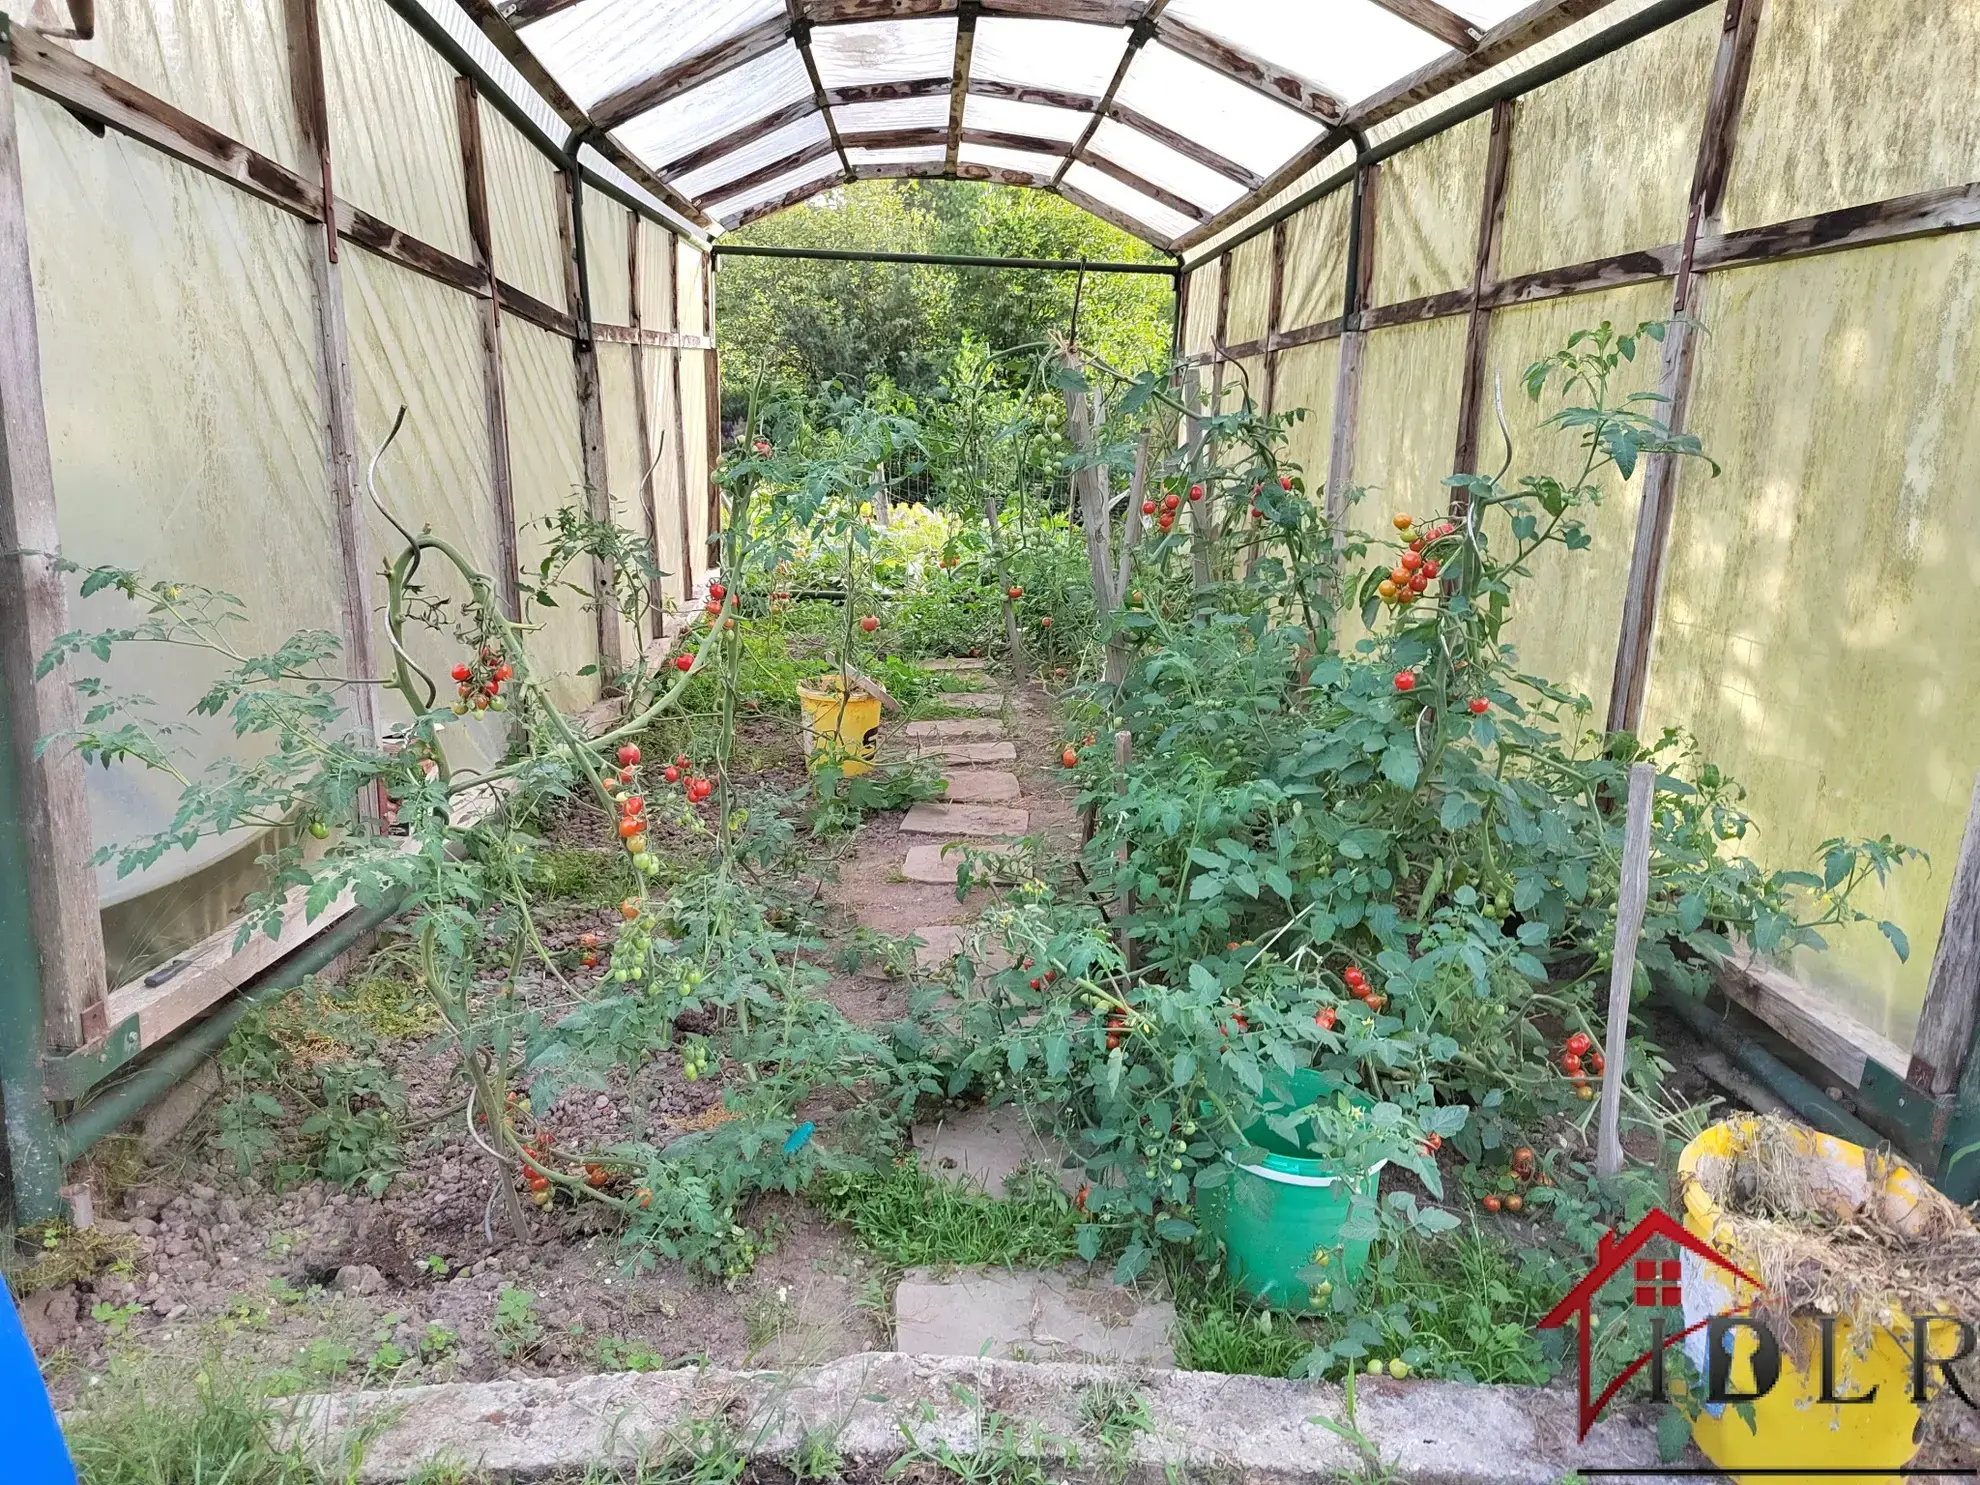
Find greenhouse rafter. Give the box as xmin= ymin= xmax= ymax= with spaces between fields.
xmin=451 ymin=0 xmax=1630 ymax=248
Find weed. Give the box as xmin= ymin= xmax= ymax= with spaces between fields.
xmin=419 ymin=1322 xmax=459 ymax=1364
xmin=743 ymin=1288 xmax=796 ymax=1352
xmin=592 ymin=1334 xmax=669 ymax=1372
xmin=89 ymin=1300 xmax=144 ymax=1338
xmin=491 ymin=1286 xmax=541 ymax=1361
xmin=63 ymin=1361 xmax=318 ymax=1485
xmin=531 ymin=845 xmax=636 ymax=906
xmin=2 ymin=1221 xmax=139 ymax=1293
xmin=813 ymin=1159 xmax=1079 ymax=1269
xmin=1079 ymin=1379 xmax=1154 ymax=1452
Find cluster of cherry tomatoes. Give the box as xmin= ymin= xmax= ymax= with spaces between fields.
xmin=519 ymin=1128 xmax=645 ymax=1209
xmin=1376 ymin=512 xmax=1460 ymax=607
xmin=700 ymin=581 xmax=733 ymax=632
xmin=1060 ymin=731 xmax=1097 ymax=769
xmin=449 ymin=647 xmax=513 ymax=716
xmin=1392 ymin=667 xmax=1490 ymax=716
xmin=1340 ymin=962 xmax=1387 ymax=1013
xmin=1249 ymin=473 xmax=1294 ymax=520
xmin=1140 ymin=488 xmax=1184 ymax=532
xmin=1481 ymin=1145 xmax=1550 ymax=1214
xmin=1560 ymin=1029 xmax=1604 ymax=1098
xmin=602 ymin=744 xmax=663 ymax=878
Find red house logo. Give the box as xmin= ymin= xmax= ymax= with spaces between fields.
xmin=1538 ymin=1207 xmax=1763 ymax=1439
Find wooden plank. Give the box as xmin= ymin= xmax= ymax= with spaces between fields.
xmin=666 ymin=235 xmax=694 ymax=593
xmin=589 ymin=323 xmax=716 ymax=351
xmin=1359 ymin=286 xmax=1475 ymax=331
xmin=1220 ymin=336 xmax=1267 ymax=361
xmin=1368 ymin=0 xmax=1481 ymax=52
xmin=727 ymin=172 xmax=845 ymax=229
xmin=700 ymin=138 xmax=841 ymax=209
xmin=1606 ymin=0 xmax=1762 ymax=734
xmin=1694 ymin=180 xmax=1980 ymax=274
xmin=592 ymin=14 xmax=791 ymax=132
xmin=1715 ymin=949 xmax=1908 ymax=1089
xmin=558 ymin=173 xmax=623 ymax=678
xmin=1051 ymin=0 xmax=1161 ymax=190
xmin=659 ymin=98 xmax=820 ymax=180
xmin=827 ymin=77 xmax=950 ymax=105
xmin=1452 ymin=97 xmax=1514 ymax=484
xmin=944 ymin=1 xmax=977 ymax=171
xmin=1597 ymin=762 xmax=1654 ymax=1177
xmin=454 ymin=77 xmax=521 ymax=622
xmin=1324 ymin=162 xmax=1379 ymax=527
xmin=1262 ymin=218 xmax=1287 ymax=415
xmin=1154 ymin=16 xmax=1344 ymax=123
xmin=334 ymin=199 xmax=484 ymax=295
xmin=450 ymin=0 xmax=714 ymax=231
xmin=955 ymin=164 xmax=1053 ymax=188
xmin=10 ymin=25 xmax=320 ymax=222
xmin=702 ymin=256 xmax=722 ymax=568
xmin=1056 ymin=180 xmax=1172 ymax=250
xmin=492 ymin=278 xmax=578 ymax=339
xmin=286 ymin=0 xmax=381 ymax=751
xmin=1272 ymin=316 xmax=1346 ymax=351
xmin=1350 ymin=0 xmax=1618 ymax=131
xmin=978 ymin=0 xmax=1141 ymax=20
xmin=627 ymin=218 xmax=661 ymax=633
xmin=789 ymin=6 xmax=854 ymax=180
xmin=1106 ymin=100 xmax=1262 ymax=191
xmin=1078 ymin=145 xmax=1204 ymax=221
xmin=1171 ymin=126 xmax=1353 ymax=256
xmin=1482 ymin=243 xmax=1678 ymax=308
xmin=0 ymin=51 xmax=108 ymax=1051
xmin=1909 ymin=773 xmax=1980 ymax=1094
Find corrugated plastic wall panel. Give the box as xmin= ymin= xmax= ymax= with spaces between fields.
xmin=481 ymin=98 xmax=569 ymax=314
xmin=1280 ymin=190 xmax=1351 ymax=332
xmin=1182 ymin=262 xmax=1219 ymax=355
xmin=1271 ymin=339 xmax=1338 ymax=493
xmin=1642 ymin=238 xmax=1980 ymax=1044
xmin=1369 ymin=114 xmax=1488 ymax=308
xmin=1223 ymin=231 xmax=1274 ymax=347
xmin=1348 ymin=318 xmax=1468 ymax=530
xmin=598 ymin=342 xmax=647 ymax=658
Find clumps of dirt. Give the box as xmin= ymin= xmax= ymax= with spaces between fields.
xmin=1694 ymin=1114 xmax=1980 ymax=1338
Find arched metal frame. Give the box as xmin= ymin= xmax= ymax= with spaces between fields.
xmin=450 ymin=0 xmax=1628 ymax=250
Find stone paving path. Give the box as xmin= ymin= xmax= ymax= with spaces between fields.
xmin=818 ymin=661 xmax=1174 ymax=1365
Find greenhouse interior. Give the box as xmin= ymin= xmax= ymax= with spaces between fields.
xmin=1 ymin=0 xmax=1978 ymax=1480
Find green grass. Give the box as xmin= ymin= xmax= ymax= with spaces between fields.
xmin=528 ymin=846 xmax=634 ymax=906
xmin=64 ymin=1363 xmax=322 ymax=1485
xmin=812 ymin=1159 xmax=1080 ymax=1269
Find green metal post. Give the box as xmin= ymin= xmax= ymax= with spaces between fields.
xmin=0 ymin=654 xmax=67 ymax=1227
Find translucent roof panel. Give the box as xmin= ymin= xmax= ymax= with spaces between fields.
xmin=810 ymin=19 xmax=959 ymax=91
xmin=845 ymin=145 xmax=948 ymax=169
xmin=613 ymin=46 xmax=815 ymax=172
xmin=964 ymin=94 xmax=1091 ymax=145
xmin=528 ymin=0 xmax=784 ymax=115
xmin=1116 ymin=43 xmax=1324 ymax=177
xmin=675 ymin=114 xmax=831 ymax=200
xmin=1162 ymin=0 xmax=1448 ymax=106
xmin=1062 ymin=161 xmax=1194 ymax=243
xmin=970 ymin=17 xmax=1127 ymax=99
xmin=833 ymin=97 xmax=951 ymax=135
xmin=958 ymin=143 xmax=1067 ymax=180
xmin=710 ymin=159 xmax=842 ymax=223
xmin=1087 ymin=120 xmax=1246 ymax=216
xmin=1448 ymin=0 xmax=1531 ymax=24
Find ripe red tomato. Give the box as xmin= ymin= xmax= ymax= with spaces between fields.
xmin=664 ymin=765 xmax=680 ymax=783
xmin=1561 ymin=1052 xmax=1584 ymax=1075
xmin=1279 ymin=475 xmax=1292 ymax=491
xmin=1469 ymin=697 xmax=1489 ymax=714
xmin=620 ymin=899 xmax=639 ymax=920
xmin=1315 ymin=1006 xmax=1337 ymax=1030
xmin=451 ymin=663 xmax=471 ymax=682
xmin=1420 ymin=560 xmax=1439 ymax=579
xmin=1344 ymin=965 xmax=1365 ymax=987
xmin=675 ymin=754 xmax=689 ymax=769
xmin=1483 ymin=1194 xmax=1502 ymax=1213
xmin=860 ymin=615 xmax=879 ymax=632
xmin=708 ymin=582 xmax=726 ymax=601
xmin=675 ymin=655 xmax=693 ymax=672
xmin=1158 ymin=512 xmax=1174 ymax=530
xmin=618 ymin=744 xmax=640 ymax=766
xmin=1588 ymin=1050 xmax=1606 ymax=1075
xmin=622 ymin=795 xmax=644 ymax=815
xmin=1008 ymin=586 xmax=1022 ymax=599
xmin=1400 ymin=551 xmax=1422 ymax=572
xmin=1163 ymin=492 xmax=1180 ymax=511
xmin=1188 ymin=484 xmax=1203 ymax=501
xmin=1565 ymin=1031 xmax=1593 ymax=1057
xmin=496 ymin=664 xmax=513 ymax=681
xmin=619 ymin=767 xmax=635 ymax=784
xmin=1393 ymin=671 xmax=1416 ymax=693
xmin=618 ymin=818 xmax=642 ymax=839
xmin=1142 ymin=500 xmax=1156 ymax=515
xmin=1039 ymin=616 xmax=1052 ymax=627
xmin=1061 ymin=747 xmax=1078 ymax=768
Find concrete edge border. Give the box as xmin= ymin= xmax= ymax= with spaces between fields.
xmin=290 ymin=1352 xmax=1684 ymax=1483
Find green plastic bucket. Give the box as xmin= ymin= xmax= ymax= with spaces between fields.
xmin=1200 ymin=1069 xmax=1383 ymax=1311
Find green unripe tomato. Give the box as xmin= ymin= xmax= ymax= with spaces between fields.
xmin=1389 ymin=1359 xmax=1409 ymax=1379
xmin=1366 ymin=1359 xmax=1383 ymax=1376
xmin=308 ymin=820 xmax=331 ymax=840
xmin=489 ymin=696 xmax=507 ymax=712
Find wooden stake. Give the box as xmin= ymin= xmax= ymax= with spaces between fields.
xmin=558 ymin=172 xmax=621 ymax=681
xmin=0 ymin=49 xmax=107 ymax=1051
xmin=626 ymin=218 xmax=661 ymax=633
xmin=1451 ymin=97 xmax=1514 ymax=492
xmin=452 ymin=74 xmax=519 ymax=621
xmin=1909 ymin=772 xmax=1980 ymax=1095
xmin=1326 ymin=161 xmax=1380 ymax=532
xmin=702 ymin=254 xmax=721 ymax=570
xmin=666 ymin=234 xmax=694 ymax=596
xmin=1597 ymin=761 xmax=1656 ymax=1178
xmin=1115 ymin=728 xmax=1134 ymax=973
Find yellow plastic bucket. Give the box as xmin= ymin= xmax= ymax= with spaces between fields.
xmin=796 ymin=676 xmax=882 ymax=775
xmin=1677 ymin=1119 xmax=1937 ymax=1484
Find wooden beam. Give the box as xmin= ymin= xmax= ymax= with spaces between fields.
xmin=1350 ymin=0 xmax=1618 ymax=130
xmin=979 ymin=0 xmax=1144 ymax=22
xmin=788 ymin=8 xmax=854 ymax=181
xmin=491 ymin=278 xmax=578 ymax=339
xmin=1272 ymin=315 xmax=1347 ymax=351
xmin=1367 ymin=0 xmax=1481 ymax=52
xmin=1451 ymin=97 xmax=1514 ymax=484
xmin=1106 ymin=100 xmax=1262 ymax=191
xmin=1170 ymin=125 xmax=1353 ymax=255
xmin=1910 ymin=774 xmax=1980 ymax=1095
xmin=1262 ymin=217 xmax=1287 ymax=415
xmin=558 ymin=173 xmax=623 ymax=680
xmin=285 ymin=0 xmax=383 ymax=756
xmin=1693 ymin=180 xmax=1980 ymax=273
xmin=827 ymin=76 xmax=950 ymax=105
xmin=592 ymin=14 xmax=791 ymax=132
xmin=666 ymin=236 xmax=694 ymax=593
xmin=1715 ymin=949 xmax=1908 ymax=1090
xmin=944 ymin=1 xmax=978 ymax=171
xmin=1325 ymin=162 xmax=1379 ymax=527
xmin=702 ymin=138 xmax=841 ymax=211
xmin=1052 ymin=0 xmax=1163 ymax=190
xmin=804 ymin=0 xmax=953 ymax=19
xmin=447 ymin=0 xmax=715 ymax=231
xmin=1056 ymin=180 xmax=1173 ymax=249
xmin=1606 ymin=0 xmax=1762 ymax=735
xmin=1154 ymin=16 xmax=1345 ymax=123
xmin=659 ymin=99 xmax=820 ymax=180
xmin=590 ymin=324 xmax=716 ymax=350
xmin=1077 ymin=145 xmax=1204 ymax=221
xmin=626 ymin=220 xmax=661 ymax=634
xmin=727 ymin=172 xmax=845 ymax=229
xmin=1482 ymin=244 xmax=1678 ymax=309
xmin=454 ymin=76 xmax=521 ymax=621
xmin=0 ymin=50 xmax=108 ymax=1052
xmin=956 ymin=163 xmax=1054 ymax=188
xmin=702 ymin=259 xmax=721 ymax=569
